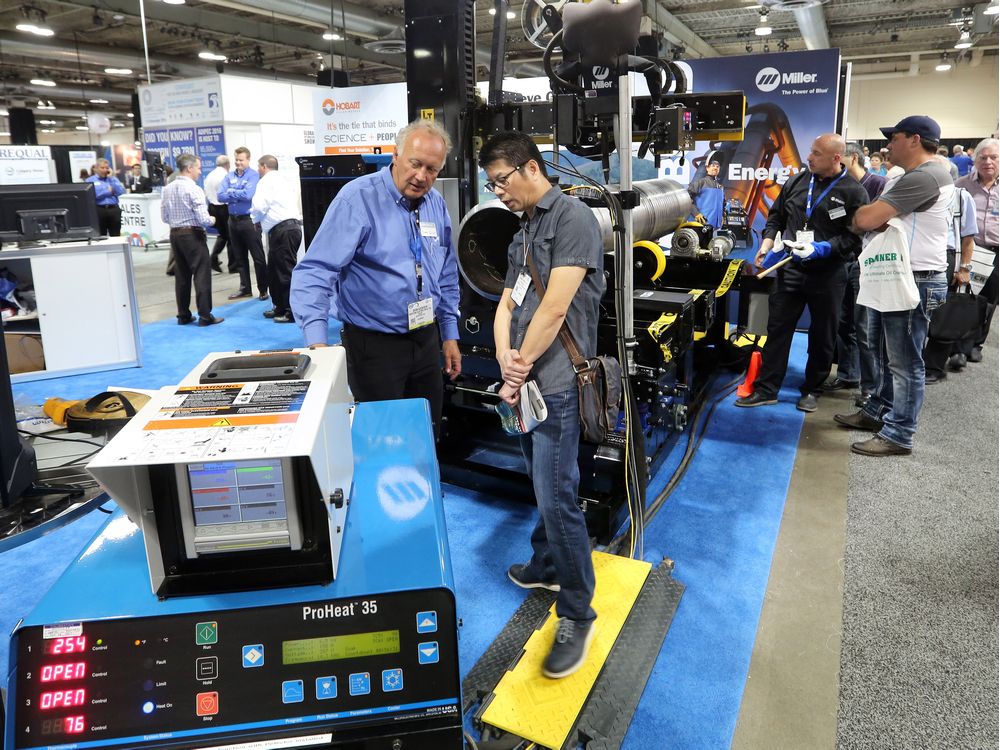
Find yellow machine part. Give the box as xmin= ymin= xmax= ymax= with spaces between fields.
xmin=632 ymin=240 xmax=666 ymax=282
xmin=481 ymin=552 xmax=651 ymax=749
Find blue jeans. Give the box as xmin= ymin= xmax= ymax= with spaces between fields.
xmin=836 ymin=260 xmax=876 ymax=395
xmin=519 ymin=387 xmax=596 ymax=623
xmin=862 ymin=272 xmax=948 ymax=449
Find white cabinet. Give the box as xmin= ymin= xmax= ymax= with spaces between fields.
xmin=1 ymin=239 xmax=142 ymax=382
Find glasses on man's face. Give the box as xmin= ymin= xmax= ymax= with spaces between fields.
xmin=484 ymin=163 xmax=526 ymax=193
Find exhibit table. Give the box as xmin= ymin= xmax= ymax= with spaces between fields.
xmin=119 ymin=192 xmax=170 ymax=249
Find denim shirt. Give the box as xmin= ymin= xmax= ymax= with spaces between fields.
xmin=503 ymin=186 xmax=604 ymax=396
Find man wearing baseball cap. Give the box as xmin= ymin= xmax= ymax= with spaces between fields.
xmin=836 ymin=115 xmax=954 ymax=457
xmin=688 ymin=151 xmax=725 ymax=228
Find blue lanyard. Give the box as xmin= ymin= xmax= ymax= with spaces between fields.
xmin=408 ymin=207 xmax=424 ymax=295
xmin=805 ymin=169 xmax=847 ymax=227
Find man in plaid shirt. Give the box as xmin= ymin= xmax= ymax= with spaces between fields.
xmin=160 ymin=153 xmax=224 ymax=326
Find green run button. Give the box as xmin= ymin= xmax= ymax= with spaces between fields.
xmin=196 ymin=621 xmax=218 ymax=645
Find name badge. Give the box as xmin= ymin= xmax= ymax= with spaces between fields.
xmin=828 ymin=206 xmax=847 ymax=220
xmin=407 ymin=297 xmax=434 ymax=330
xmin=511 ymin=272 xmax=531 ymax=306
xmin=796 ymin=230 xmax=815 ymax=245
xmin=419 ymin=221 xmax=438 ymax=239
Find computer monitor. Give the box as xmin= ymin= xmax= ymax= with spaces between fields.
xmin=0 ymin=329 xmax=37 ymax=508
xmin=0 ymin=183 xmax=100 ymax=244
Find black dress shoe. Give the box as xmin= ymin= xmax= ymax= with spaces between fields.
xmin=177 ymin=315 xmax=194 ymax=325
xmin=258 ymin=292 xmax=269 ymax=301
xmin=211 ymin=262 xmax=223 ymax=273
xmin=968 ymin=347 xmax=983 ymax=363
xmin=851 ymin=435 xmax=911 ymax=456
xmin=925 ymin=371 xmax=947 ymax=384
xmin=796 ymin=393 xmax=819 ymax=412
xmin=834 ymin=410 xmax=883 ymax=431
xmin=197 ymin=315 xmax=225 ymax=327
xmin=263 ymin=308 xmax=277 ymax=319
xmin=735 ymin=391 xmax=778 ymax=408
xmin=947 ymin=353 xmax=967 ymax=371
xmin=272 ymin=313 xmax=294 ymax=323
xmin=227 ymin=267 xmax=239 ymax=274
xmin=228 ymin=290 xmax=252 ymax=300
xmin=824 ymin=378 xmax=860 ymax=391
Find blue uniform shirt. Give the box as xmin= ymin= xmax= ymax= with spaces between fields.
xmin=291 ymin=165 xmax=460 ymax=346
xmin=86 ymin=174 xmax=125 ymax=206
xmin=217 ymin=168 xmax=260 ymax=216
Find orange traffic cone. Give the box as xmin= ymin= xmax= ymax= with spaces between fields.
xmin=736 ymin=350 xmax=762 ymax=398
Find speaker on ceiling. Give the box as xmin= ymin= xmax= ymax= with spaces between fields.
xmin=9 ymin=108 xmax=37 ymax=145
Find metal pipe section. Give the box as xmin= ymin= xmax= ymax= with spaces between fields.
xmin=456 ymin=179 xmax=692 ymax=300
xmin=616 ymin=72 xmax=636 ymax=356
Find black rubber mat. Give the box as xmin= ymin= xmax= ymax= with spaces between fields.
xmin=568 ymin=560 xmax=685 ymax=749
xmin=461 ymin=588 xmax=557 ymax=714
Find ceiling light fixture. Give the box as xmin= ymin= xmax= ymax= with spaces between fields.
xmin=322 ymin=30 xmax=341 ymax=41
xmin=198 ymin=51 xmax=227 ymax=61
xmin=104 ymin=67 xmax=133 ymax=75
xmin=15 ymin=22 xmax=54 ymax=37
xmin=984 ymin=1 xmax=999 ymax=16
xmin=0 ymin=109 xmax=7 ymax=116
xmin=38 ymin=119 xmax=56 ymax=124
xmin=127 ymin=112 xmax=135 ymax=118
xmin=89 ymin=98 xmax=109 ymax=104
xmin=162 ymin=0 xmax=186 ymax=5
xmin=0 ymin=132 xmax=11 ymax=137
xmin=506 ymin=10 xmax=515 ymax=19
xmin=755 ymin=9 xmax=772 ymax=37
xmin=935 ymin=54 xmax=952 ymax=72
xmin=955 ymin=28 xmax=973 ymax=49
xmin=40 ymin=128 xmax=55 ymax=133
xmin=30 ymin=78 xmax=56 ymax=87
xmin=488 ymin=7 xmax=496 ymax=15
xmin=75 ymin=125 xmax=89 ymax=130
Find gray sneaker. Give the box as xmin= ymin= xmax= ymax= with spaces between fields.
xmin=508 ymin=564 xmax=560 ymax=592
xmin=542 ymin=617 xmax=596 ymax=679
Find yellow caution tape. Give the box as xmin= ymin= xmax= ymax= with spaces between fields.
xmin=647 ymin=312 xmax=678 ymax=362
xmin=715 ymin=259 xmax=743 ymax=297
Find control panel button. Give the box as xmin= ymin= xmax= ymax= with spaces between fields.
xmin=281 ymin=680 xmax=304 ymax=704
xmin=196 ymin=691 xmax=218 ymax=716
xmin=381 ymin=668 xmax=403 ymax=693
xmin=348 ymin=672 xmax=370 ymax=696
xmin=416 ymin=611 xmax=438 ymax=634
xmin=241 ymin=644 xmax=264 ymax=668
xmin=417 ymin=641 xmax=439 ymax=665
xmin=195 ymin=621 xmax=218 ymax=645
xmin=196 ymin=656 xmax=218 ymax=680
xmin=315 ymin=676 xmax=338 ymax=700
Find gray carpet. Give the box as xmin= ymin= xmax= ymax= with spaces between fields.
xmin=837 ymin=331 xmax=999 ymax=750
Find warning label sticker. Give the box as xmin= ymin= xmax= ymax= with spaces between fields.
xmin=147 ymin=382 xmax=310 ymax=430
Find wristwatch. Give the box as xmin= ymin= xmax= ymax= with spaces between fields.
xmin=960 ymin=263 xmax=974 ymax=272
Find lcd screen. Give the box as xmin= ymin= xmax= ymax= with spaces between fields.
xmin=282 ymin=630 xmax=401 ymax=665
xmin=188 ymin=460 xmax=288 ymax=527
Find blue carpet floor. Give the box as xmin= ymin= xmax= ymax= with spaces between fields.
xmin=3 ymin=300 xmax=809 ymax=749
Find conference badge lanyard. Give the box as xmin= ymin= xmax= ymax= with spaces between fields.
xmin=799 ymin=169 xmax=848 ymax=245
xmin=407 ymin=208 xmax=435 ymax=330
xmin=511 ymin=229 xmax=532 ymax=306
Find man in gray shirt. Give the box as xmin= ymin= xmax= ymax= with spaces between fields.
xmin=482 ymin=131 xmax=604 ymax=680
xmin=837 ymin=116 xmax=953 ymax=456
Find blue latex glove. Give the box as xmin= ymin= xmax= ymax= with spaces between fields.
xmin=789 ymin=240 xmax=832 ymax=263
xmin=760 ymin=248 xmax=789 ymax=269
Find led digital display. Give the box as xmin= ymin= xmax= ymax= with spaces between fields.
xmin=40 ymin=688 xmax=87 ymax=710
xmin=40 ymin=662 xmax=87 ymax=682
xmin=188 ymin=461 xmax=289 ymax=527
xmin=45 ymin=636 xmax=87 ymax=655
xmin=40 ymin=716 xmax=85 ymax=735
xmin=282 ymin=630 xmax=400 ymax=665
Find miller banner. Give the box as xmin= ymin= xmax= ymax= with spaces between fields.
xmin=684 ymin=49 xmax=842 ymax=249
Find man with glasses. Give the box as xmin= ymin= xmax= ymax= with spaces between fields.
xmin=483 ymin=131 xmax=604 ymax=680
xmin=290 ymin=120 xmax=461 ymax=436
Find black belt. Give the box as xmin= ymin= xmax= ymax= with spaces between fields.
xmin=230 ymin=213 xmax=253 ymax=220
xmin=912 ymin=270 xmax=946 ymax=278
xmin=270 ymin=218 xmax=301 ymax=234
xmin=170 ymin=226 xmax=206 ymax=235
xmin=343 ymin=321 xmax=436 ymax=339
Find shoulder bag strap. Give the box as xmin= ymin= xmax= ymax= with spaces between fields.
xmin=524 ymin=250 xmax=589 ymax=372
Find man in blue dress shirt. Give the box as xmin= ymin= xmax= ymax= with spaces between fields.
xmin=218 ymin=146 xmax=268 ymax=300
xmin=290 ymin=120 xmax=461 ymax=436
xmin=86 ymin=158 xmax=125 ymax=237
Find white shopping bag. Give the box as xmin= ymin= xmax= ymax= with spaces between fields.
xmin=857 ymin=217 xmax=920 ymax=312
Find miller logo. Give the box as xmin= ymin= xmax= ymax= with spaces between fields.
xmin=755 ymin=67 xmax=781 ymax=92
xmin=592 ymin=66 xmax=611 ymax=81
xmin=321 ymin=98 xmax=336 ymax=116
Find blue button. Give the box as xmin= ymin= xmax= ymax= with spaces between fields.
xmin=349 ymin=672 xmax=370 ymax=696
xmin=416 ymin=611 xmax=438 ymax=634
xmin=417 ymin=641 xmax=439 ymax=665
xmin=381 ymin=668 xmax=403 ymax=693
xmin=315 ymin=676 xmax=337 ymax=700
xmin=242 ymin=645 xmax=264 ymax=668
xmin=281 ymin=680 xmax=304 ymax=704
xmin=142 ymin=701 xmax=155 ymax=715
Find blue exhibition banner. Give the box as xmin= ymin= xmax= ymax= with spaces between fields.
xmin=684 ymin=49 xmax=842 ymax=249
xmin=167 ymin=127 xmax=197 ymax=170
xmin=142 ymin=128 xmax=171 ymax=168
xmin=195 ymin=125 xmax=226 ymax=187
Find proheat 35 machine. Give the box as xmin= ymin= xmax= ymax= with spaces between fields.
xmin=5 ymin=348 xmax=464 ymax=750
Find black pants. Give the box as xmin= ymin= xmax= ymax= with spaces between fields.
xmin=754 ymin=263 xmax=847 ymax=398
xmin=341 ymin=322 xmax=443 ymax=436
xmin=925 ymin=249 xmax=960 ymax=376
xmin=170 ymin=228 xmax=213 ymax=320
xmin=267 ymin=220 xmax=302 ymax=316
xmin=97 ymin=205 xmax=122 ymax=237
xmin=229 ymin=214 xmax=267 ymax=295
xmin=208 ymin=203 xmax=234 ymax=270
xmin=971 ymin=249 xmax=999 ymax=351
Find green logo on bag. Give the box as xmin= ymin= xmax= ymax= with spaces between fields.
xmin=863 ymin=252 xmax=898 ymax=267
